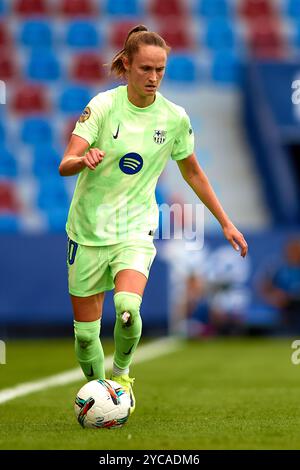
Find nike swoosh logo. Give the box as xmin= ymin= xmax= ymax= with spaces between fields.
xmin=86 ymin=365 xmax=94 ymax=377
xmin=123 ymin=344 xmax=134 ymax=356
xmin=113 ymin=124 xmax=120 ymax=139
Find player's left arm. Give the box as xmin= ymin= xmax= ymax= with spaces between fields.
xmin=177 ymin=153 xmax=248 ymax=258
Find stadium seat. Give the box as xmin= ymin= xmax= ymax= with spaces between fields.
xmin=205 ymin=18 xmax=235 ymax=50
xmin=20 ymin=117 xmax=53 ymax=145
xmin=293 ymin=20 xmax=300 ymax=47
xmin=66 ymin=20 xmax=101 ymax=49
xmin=106 ymin=0 xmax=141 ymax=17
xmin=14 ymin=0 xmax=49 ymax=16
xmin=63 ymin=117 xmax=78 ymax=144
xmin=0 ymin=23 xmax=11 ymax=47
xmin=59 ymin=85 xmax=92 ymax=114
xmin=71 ymin=53 xmax=106 ymax=82
xmin=165 ymin=54 xmax=197 ymax=82
xmin=0 ymin=214 xmax=19 ymax=232
xmin=0 ymin=181 xmax=20 ymax=213
xmin=60 ymin=0 xmax=97 ymax=16
xmin=46 ymin=206 xmax=69 ymax=232
xmin=0 ymin=122 xmax=5 ymax=142
xmin=197 ymin=0 xmax=230 ymax=17
xmin=211 ymin=50 xmax=241 ymax=84
xmin=239 ymin=0 xmax=275 ymax=20
xmin=287 ymin=0 xmax=300 ymax=19
xmin=0 ymin=49 xmax=18 ymax=80
xmin=19 ymin=20 xmax=53 ymax=48
xmin=158 ymin=22 xmax=193 ymax=50
xmin=26 ymin=49 xmax=61 ymax=81
xmin=32 ymin=144 xmax=61 ymax=177
xmin=149 ymin=0 xmax=187 ymax=18
xmin=109 ymin=21 xmax=138 ymax=49
xmin=248 ymin=20 xmax=285 ymax=59
xmin=12 ymin=84 xmax=49 ymax=114
xmin=0 ymin=0 xmax=6 ymax=16
xmin=0 ymin=146 xmax=17 ymax=178
xmin=37 ymin=176 xmax=69 ymax=210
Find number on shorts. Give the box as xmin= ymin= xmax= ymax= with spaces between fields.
xmin=68 ymin=238 xmax=78 ymax=265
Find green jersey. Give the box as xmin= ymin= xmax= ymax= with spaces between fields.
xmin=66 ymin=85 xmax=194 ymax=246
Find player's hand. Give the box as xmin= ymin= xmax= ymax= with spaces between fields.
xmin=82 ymin=148 xmax=105 ymax=171
xmin=222 ymin=222 xmax=248 ymax=258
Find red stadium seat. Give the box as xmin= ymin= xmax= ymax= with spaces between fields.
xmin=71 ymin=53 xmax=106 ymax=83
xmin=239 ymin=0 xmax=276 ymax=20
xmin=0 ymin=49 xmax=18 ymax=80
xmin=14 ymin=0 xmax=49 ymax=15
xmin=0 ymin=23 xmax=11 ymax=47
xmin=12 ymin=83 xmax=49 ymax=114
xmin=0 ymin=182 xmax=20 ymax=213
xmin=149 ymin=0 xmax=187 ymax=18
xmin=60 ymin=0 xmax=96 ymax=17
xmin=158 ymin=21 xmax=193 ymax=50
xmin=110 ymin=21 xmax=139 ymax=49
xmin=64 ymin=117 xmax=78 ymax=144
xmin=248 ymin=19 xmax=286 ymax=59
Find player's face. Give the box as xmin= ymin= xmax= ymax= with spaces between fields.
xmin=125 ymin=45 xmax=167 ymax=101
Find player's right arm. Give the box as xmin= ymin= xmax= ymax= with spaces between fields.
xmin=59 ymin=135 xmax=105 ymax=177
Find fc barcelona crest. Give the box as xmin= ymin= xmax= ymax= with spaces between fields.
xmin=153 ymin=129 xmax=167 ymax=144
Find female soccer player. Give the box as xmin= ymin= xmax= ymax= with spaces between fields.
xmin=59 ymin=25 xmax=248 ymax=414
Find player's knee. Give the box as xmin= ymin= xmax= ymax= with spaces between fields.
xmin=114 ymin=291 xmax=142 ymax=324
xmin=74 ymin=320 xmax=100 ymax=349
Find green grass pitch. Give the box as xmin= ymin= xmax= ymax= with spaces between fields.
xmin=0 ymin=337 xmax=300 ymax=450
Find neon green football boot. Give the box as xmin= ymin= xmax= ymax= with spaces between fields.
xmin=111 ymin=374 xmax=135 ymax=415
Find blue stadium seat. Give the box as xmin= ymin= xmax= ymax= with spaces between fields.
xmin=20 ymin=117 xmax=53 ymax=145
xmin=26 ymin=49 xmax=61 ymax=81
xmin=0 ymin=0 xmax=7 ymax=16
xmin=287 ymin=0 xmax=300 ymax=18
xmin=46 ymin=206 xmax=69 ymax=232
xmin=66 ymin=21 xmax=101 ymax=48
xmin=0 ymin=214 xmax=19 ymax=232
xmin=0 ymin=146 xmax=17 ymax=178
xmin=0 ymin=121 xmax=5 ymax=142
xmin=59 ymin=85 xmax=92 ymax=114
xmin=197 ymin=0 xmax=230 ymax=17
xmin=211 ymin=50 xmax=241 ymax=84
xmin=205 ymin=18 xmax=235 ymax=50
xmin=32 ymin=145 xmax=61 ymax=177
xmin=293 ymin=20 xmax=300 ymax=47
xmin=105 ymin=0 xmax=141 ymax=16
xmin=19 ymin=20 xmax=53 ymax=48
xmin=165 ymin=55 xmax=197 ymax=82
xmin=37 ymin=176 xmax=69 ymax=210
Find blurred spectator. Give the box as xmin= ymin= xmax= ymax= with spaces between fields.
xmin=204 ymin=245 xmax=251 ymax=335
xmin=159 ymin=235 xmax=210 ymax=336
xmin=259 ymin=238 xmax=300 ymax=334
xmin=161 ymin=239 xmax=252 ymax=337
xmin=173 ymin=244 xmax=252 ymax=337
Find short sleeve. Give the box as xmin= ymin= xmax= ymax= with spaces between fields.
xmin=72 ymin=96 xmax=102 ymax=146
xmin=171 ymin=112 xmax=194 ymax=161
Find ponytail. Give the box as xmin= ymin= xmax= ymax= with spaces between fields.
xmin=110 ymin=24 xmax=170 ymax=79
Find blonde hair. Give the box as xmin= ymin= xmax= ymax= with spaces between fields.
xmin=110 ymin=24 xmax=170 ymax=79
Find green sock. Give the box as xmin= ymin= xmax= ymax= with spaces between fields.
xmin=113 ymin=291 xmax=142 ymax=370
xmin=74 ymin=319 xmax=105 ymax=381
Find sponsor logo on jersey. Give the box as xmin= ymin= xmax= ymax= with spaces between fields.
xmin=78 ymin=106 xmax=91 ymax=123
xmin=119 ymin=153 xmax=143 ymax=174
xmin=153 ymin=129 xmax=167 ymax=144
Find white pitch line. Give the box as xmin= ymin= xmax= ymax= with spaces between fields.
xmin=0 ymin=337 xmax=181 ymax=405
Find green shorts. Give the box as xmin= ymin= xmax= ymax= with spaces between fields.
xmin=67 ymin=238 xmax=157 ymax=297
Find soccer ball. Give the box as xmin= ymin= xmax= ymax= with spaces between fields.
xmin=74 ymin=379 xmax=131 ymax=429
